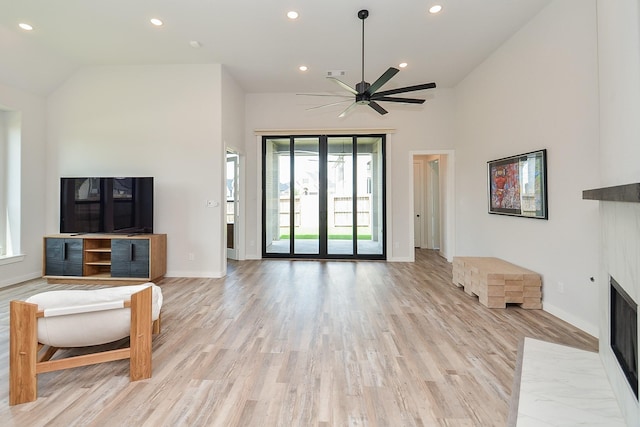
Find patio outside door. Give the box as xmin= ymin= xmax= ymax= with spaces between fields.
xmin=262 ymin=135 xmax=385 ymax=259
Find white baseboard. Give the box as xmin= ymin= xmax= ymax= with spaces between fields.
xmin=165 ymin=270 xmax=225 ymax=279
xmin=543 ymin=301 xmax=599 ymax=338
xmin=387 ymin=256 xmax=413 ymax=262
xmin=0 ymin=272 xmax=42 ymax=289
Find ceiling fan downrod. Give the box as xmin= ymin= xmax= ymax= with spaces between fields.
xmin=358 ymin=9 xmax=368 ymax=86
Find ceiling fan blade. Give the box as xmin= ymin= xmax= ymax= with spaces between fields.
xmin=366 ymin=67 xmax=399 ymax=95
xmin=327 ymin=77 xmax=358 ymax=95
xmin=297 ymin=93 xmax=353 ymax=98
xmin=370 ymin=96 xmax=425 ymax=104
xmin=368 ymin=101 xmax=388 ymax=115
xmin=338 ymin=102 xmax=357 ymax=118
xmin=306 ymin=100 xmax=352 ymax=111
xmin=373 ymin=82 xmax=436 ymax=97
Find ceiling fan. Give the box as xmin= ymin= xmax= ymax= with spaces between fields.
xmin=318 ymin=9 xmax=437 ymax=117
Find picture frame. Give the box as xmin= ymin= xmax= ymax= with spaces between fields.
xmin=487 ymin=149 xmax=547 ymax=219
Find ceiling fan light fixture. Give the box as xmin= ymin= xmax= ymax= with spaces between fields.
xmin=429 ymin=5 xmax=443 ymax=14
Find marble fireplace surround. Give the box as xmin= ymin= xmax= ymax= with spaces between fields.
xmin=583 ymin=183 xmax=640 ymax=426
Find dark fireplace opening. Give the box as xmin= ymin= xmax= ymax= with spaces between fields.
xmin=610 ymin=276 xmax=638 ymax=399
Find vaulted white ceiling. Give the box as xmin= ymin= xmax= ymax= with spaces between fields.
xmin=0 ymin=0 xmax=551 ymax=96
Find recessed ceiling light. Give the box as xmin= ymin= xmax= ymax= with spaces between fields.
xmin=399 ymin=62 xmax=408 ymax=68
xmin=287 ymin=11 xmax=299 ymax=20
xmin=429 ymin=5 xmax=443 ymax=14
xmin=299 ymin=65 xmax=308 ymax=72
xmin=150 ymin=18 xmax=163 ymax=26
xmin=18 ymin=22 xmax=33 ymax=31
xmin=189 ymin=41 xmax=202 ymax=48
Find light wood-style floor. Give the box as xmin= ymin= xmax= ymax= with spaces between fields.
xmin=0 ymin=250 xmax=597 ymax=426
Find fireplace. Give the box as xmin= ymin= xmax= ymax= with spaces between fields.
xmin=610 ymin=276 xmax=638 ymax=399
xmin=583 ymin=182 xmax=640 ymax=423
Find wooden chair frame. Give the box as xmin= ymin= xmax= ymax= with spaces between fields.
xmin=9 ymin=286 xmax=159 ymax=406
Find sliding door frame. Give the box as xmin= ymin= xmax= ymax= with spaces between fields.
xmin=261 ymin=134 xmax=386 ymax=260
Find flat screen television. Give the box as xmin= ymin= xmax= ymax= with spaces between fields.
xmin=60 ymin=177 xmax=154 ymax=234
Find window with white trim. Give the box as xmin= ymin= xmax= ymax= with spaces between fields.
xmin=0 ymin=111 xmax=7 ymax=257
xmin=0 ymin=108 xmax=21 ymax=259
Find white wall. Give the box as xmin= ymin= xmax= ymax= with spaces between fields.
xmin=455 ymin=0 xmax=600 ymax=334
xmin=244 ymin=90 xmax=456 ymax=261
xmin=597 ymin=1 xmax=640 ymax=188
xmin=46 ymin=64 xmax=228 ymax=277
xmin=0 ymin=83 xmax=47 ymax=287
xmin=222 ymin=67 xmax=246 ymax=155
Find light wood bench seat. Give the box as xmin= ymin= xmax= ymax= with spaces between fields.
xmin=452 ymin=257 xmax=542 ymax=309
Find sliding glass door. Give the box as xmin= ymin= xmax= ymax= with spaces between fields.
xmin=327 ymin=137 xmax=354 ymax=255
xmin=262 ymin=134 xmax=385 ymax=259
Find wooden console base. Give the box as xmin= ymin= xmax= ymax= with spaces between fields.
xmin=452 ymin=257 xmax=542 ymax=309
xmin=43 ymin=234 xmax=166 ymax=285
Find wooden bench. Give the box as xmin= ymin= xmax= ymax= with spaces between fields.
xmin=452 ymin=257 xmax=542 ymax=309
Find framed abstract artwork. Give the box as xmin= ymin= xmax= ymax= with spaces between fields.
xmin=487 ymin=149 xmax=548 ymax=219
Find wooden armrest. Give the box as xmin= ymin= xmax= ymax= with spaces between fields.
xmin=38 ymin=300 xmax=129 ymax=318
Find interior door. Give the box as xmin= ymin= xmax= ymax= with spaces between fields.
xmin=413 ymin=161 xmax=423 ymax=248
xmin=427 ymin=159 xmax=441 ymax=250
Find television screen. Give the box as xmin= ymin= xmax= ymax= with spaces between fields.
xmin=60 ymin=177 xmax=154 ymax=234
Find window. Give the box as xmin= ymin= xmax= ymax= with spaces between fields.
xmin=0 ymin=108 xmax=21 ymax=260
xmin=0 ymin=111 xmax=7 ymax=257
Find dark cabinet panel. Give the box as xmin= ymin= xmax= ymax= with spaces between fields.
xmin=111 ymin=239 xmax=150 ymax=278
xmin=44 ymin=238 xmax=83 ymax=276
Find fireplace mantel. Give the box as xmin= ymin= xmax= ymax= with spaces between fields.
xmin=582 ymin=183 xmax=640 ymax=203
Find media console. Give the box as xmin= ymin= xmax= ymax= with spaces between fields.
xmin=43 ymin=234 xmax=167 ymax=285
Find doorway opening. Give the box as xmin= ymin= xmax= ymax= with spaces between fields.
xmin=226 ymin=150 xmax=239 ymax=260
xmin=262 ymin=134 xmax=386 ymax=259
xmin=411 ymin=152 xmax=454 ymax=261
